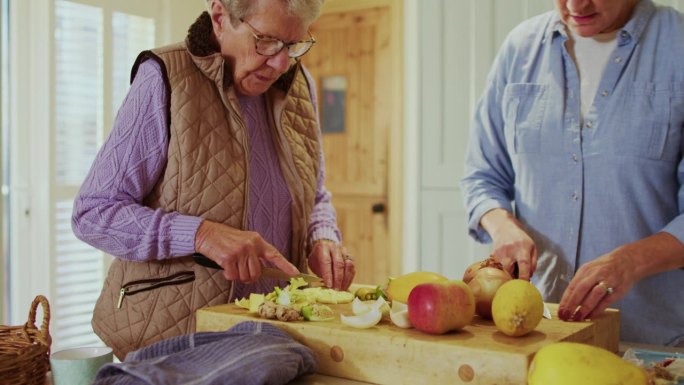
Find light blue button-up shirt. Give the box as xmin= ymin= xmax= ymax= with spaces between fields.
xmin=461 ymin=0 xmax=684 ymax=345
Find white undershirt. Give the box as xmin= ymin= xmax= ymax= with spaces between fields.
xmin=566 ymin=29 xmax=618 ymax=118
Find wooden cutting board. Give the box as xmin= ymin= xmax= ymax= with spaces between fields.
xmin=196 ymin=303 xmax=619 ymax=385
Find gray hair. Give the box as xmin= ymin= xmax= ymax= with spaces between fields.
xmin=205 ymin=0 xmax=324 ymax=25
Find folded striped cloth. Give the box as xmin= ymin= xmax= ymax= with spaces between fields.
xmin=92 ymin=321 xmax=317 ymax=385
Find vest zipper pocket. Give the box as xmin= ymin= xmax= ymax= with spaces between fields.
xmin=117 ymin=271 xmax=195 ymax=309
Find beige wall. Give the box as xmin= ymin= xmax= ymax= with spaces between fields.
xmin=160 ymin=0 xmax=206 ymax=45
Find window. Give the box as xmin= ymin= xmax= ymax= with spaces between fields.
xmin=4 ymin=0 xmax=158 ymax=353
xmin=52 ymin=0 xmax=155 ymax=351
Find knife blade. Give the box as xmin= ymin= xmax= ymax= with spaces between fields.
xmin=192 ymin=253 xmax=322 ymax=284
xmin=543 ymin=302 xmax=552 ymax=320
xmin=261 ymin=267 xmax=323 ymax=284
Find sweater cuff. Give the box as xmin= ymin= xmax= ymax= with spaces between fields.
xmin=168 ymin=214 xmax=204 ymax=257
xmin=309 ymin=227 xmax=341 ymax=246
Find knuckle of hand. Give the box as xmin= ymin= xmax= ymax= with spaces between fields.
xmin=245 ymin=231 xmax=261 ymax=245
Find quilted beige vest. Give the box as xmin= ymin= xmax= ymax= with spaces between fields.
xmin=92 ymin=13 xmax=321 ymax=360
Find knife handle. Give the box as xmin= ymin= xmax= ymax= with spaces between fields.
xmin=193 ymin=253 xmax=223 ymax=270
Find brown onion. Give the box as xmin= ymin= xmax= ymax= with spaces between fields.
xmin=467 ymin=266 xmax=512 ymax=319
xmin=462 ymin=256 xmax=505 ymax=283
xmin=462 ymin=261 xmax=483 ymax=284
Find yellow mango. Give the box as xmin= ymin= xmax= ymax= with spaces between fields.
xmin=385 ymin=271 xmax=448 ymax=303
xmin=528 ymin=342 xmax=648 ymax=385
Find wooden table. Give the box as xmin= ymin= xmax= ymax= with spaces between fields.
xmin=197 ymin=303 xmax=620 ymax=385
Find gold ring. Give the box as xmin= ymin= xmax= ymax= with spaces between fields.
xmin=596 ymin=281 xmax=614 ymax=295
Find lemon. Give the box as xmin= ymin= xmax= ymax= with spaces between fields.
xmin=385 ymin=271 xmax=448 ymax=303
xmin=491 ymin=279 xmax=543 ymax=336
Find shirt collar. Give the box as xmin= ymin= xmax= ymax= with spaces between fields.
xmin=618 ymin=0 xmax=655 ymax=45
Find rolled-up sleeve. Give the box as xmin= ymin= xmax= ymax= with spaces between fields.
xmin=460 ymin=43 xmax=516 ymax=243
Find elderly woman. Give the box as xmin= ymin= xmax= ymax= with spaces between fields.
xmin=461 ymin=0 xmax=684 ymax=346
xmin=72 ymin=0 xmax=353 ymax=359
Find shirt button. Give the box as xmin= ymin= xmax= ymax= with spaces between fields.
xmin=572 ymin=154 xmax=578 ymax=162
xmin=615 ymin=56 xmax=623 ymax=64
xmin=586 ymin=121 xmax=593 ymax=128
xmin=601 ymin=90 xmax=609 ymax=97
xmin=620 ymin=31 xmax=628 ymax=38
xmin=571 ymin=192 xmax=578 ymax=201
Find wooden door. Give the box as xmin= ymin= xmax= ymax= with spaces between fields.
xmin=303 ymin=1 xmax=403 ymax=286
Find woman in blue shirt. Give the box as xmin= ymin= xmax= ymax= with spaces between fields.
xmin=461 ymin=0 xmax=684 ymax=345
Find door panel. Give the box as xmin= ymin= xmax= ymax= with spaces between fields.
xmin=304 ymin=5 xmax=393 ymax=286
xmin=333 ymin=196 xmax=389 ymax=286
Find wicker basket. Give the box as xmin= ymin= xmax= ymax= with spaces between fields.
xmin=0 ymin=295 xmax=51 ymax=385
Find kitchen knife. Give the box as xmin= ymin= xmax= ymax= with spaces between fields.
xmin=512 ymin=261 xmax=551 ymax=319
xmin=192 ymin=253 xmax=323 ymax=284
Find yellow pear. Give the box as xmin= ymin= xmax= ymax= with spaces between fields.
xmin=528 ymin=342 xmax=648 ymax=385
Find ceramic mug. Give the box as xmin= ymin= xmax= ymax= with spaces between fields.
xmin=50 ymin=346 xmax=113 ymax=385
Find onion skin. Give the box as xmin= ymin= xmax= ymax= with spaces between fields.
xmin=462 ymin=256 xmax=505 ymax=284
xmin=467 ymin=267 xmax=512 ymax=319
xmin=462 ymin=261 xmax=483 ymax=284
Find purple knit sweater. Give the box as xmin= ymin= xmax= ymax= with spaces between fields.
xmin=71 ymin=60 xmax=341 ymax=274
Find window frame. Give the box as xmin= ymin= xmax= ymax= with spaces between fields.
xmin=5 ymin=0 xmax=167 ymax=342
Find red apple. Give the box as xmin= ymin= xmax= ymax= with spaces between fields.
xmin=407 ymin=280 xmax=475 ymax=334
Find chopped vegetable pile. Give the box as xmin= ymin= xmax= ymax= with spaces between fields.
xmin=234 ymin=277 xmax=353 ymax=322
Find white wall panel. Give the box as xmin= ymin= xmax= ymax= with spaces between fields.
xmin=420 ymin=0 xmax=475 ymax=190
xmin=418 ymin=1 xmax=446 ymax=188
xmin=420 ymin=190 xmax=489 ymax=278
xmin=416 ymin=0 xmax=554 ymax=276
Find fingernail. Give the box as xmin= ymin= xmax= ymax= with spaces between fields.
xmin=569 ymin=305 xmax=582 ymax=322
xmin=572 ymin=310 xmax=583 ymax=321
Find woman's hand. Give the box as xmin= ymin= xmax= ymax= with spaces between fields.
xmin=558 ymin=232 xmax=684 ymax=321
xmin=194 ymin=220 xmax=299 ymax=283
xmin=558 ymin=250 xmax=635 ymax=321
xmin=307 ymin=239 xmax=355 ymax=290
xmin=481 ymin=209 xmax=537 ymax=280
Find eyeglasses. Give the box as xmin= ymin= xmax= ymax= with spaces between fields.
xmin=240 ymin=19 xmax=316 ymax=59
